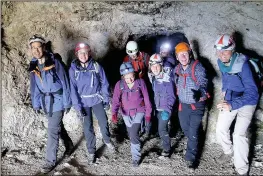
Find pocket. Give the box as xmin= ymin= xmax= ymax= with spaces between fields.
xmin=194 ymin=101 xmax=205 ymax=109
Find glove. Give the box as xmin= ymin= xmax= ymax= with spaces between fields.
xmin=145 ymin=116 xmax=151 ymax=133
xmin=112 ymin=114 xmax=118 ymax=124
xmin=34 ymin=109 xmax=41 ymax=114
xmin=145 ymin=116 xmax=151 ymax=123
xmin=161 ymin=110 xmax=170 ymax=121
xmin=64 ymin=108 xmax=70 ymax=114
xmin=192 ymin=89 xmax=202 ymax=102
xmin=103 ymin=102 xmax=110 ymax=111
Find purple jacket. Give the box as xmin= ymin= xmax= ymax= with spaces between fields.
xmin=112 ymin=78 xmax=152 ymax=117
xmin=148 ymin=67 xmax=176 ymax=113
xmin=69 ymin=59 xmax=110 ymax=111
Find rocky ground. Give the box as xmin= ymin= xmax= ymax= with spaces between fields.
xmin=1 ymin=118 xmax=263 ymax=175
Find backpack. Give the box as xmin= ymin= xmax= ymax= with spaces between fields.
xmin=29 ymin=52 xmax=59 ymax=83
xmin=175 ymin=60 xmax=200 ymax=86
xmin=236 ymin=56 xmax=263 ymax=89
xmin=119 ymin=79 xmax=142 ymax=93
xmin=175 ymin=60 xmax=210 ymax=99
xmin=74 ymin=59 xmax=100 ymax=81
xmin=247 ymin=57 xmax=263 ymax=87
xmin=119 ymin=79 xmax=145 ymax=107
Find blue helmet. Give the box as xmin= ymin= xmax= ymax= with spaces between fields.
xmin=120 ymin=62 xmax=134 ymax=76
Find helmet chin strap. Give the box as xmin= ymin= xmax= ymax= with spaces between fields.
xmin=78 ymin=57 xmax=90 ymax=67
xmin=80 ymin=60 xmax=88 ymax=64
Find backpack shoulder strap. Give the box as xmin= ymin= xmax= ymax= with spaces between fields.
xmin=119 ymin=79 xmax=124 ymax=91
xmin=175 ymin=64 xmax=181 ymax=75
xmin=138 ymin=78 xmax=142 ymax=87
xmin=191 ymin=60 xmax=199 ymax=84
xmin=141 ymin=52 xmax=148 ymax=67
xmin=93 ymin=61 xmax=100 ymax=74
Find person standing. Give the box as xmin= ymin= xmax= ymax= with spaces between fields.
xmin=111 ymin=62 xmax=152 ymax=167
xmin=28 ymin=34 xmax=74 ymax=173
xmin=148 ymin=53 xmax=175 ymax=157
xmin=214 ymin=34 xmax=259 ymax=175
xmin=123 ymin=41 xmax=152 ymax=138
xmin=174 ymin=42 xmax=209 ymax=168
xmin=69 ymin=42 xmax=115 ymax=164
xmin=159 ymin=42 xmax=176 ymax=68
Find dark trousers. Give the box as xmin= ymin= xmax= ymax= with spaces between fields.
xmin=46 ymin=111 xmax=73 ymax=166
xmin=123 ymin=112 xmax=144 ymax=161
xmin=83 ymin=102 xmax=111 ymax=154
xmin=178 ymin=101 xmax=205 ymax=162
xmin=157 ymin=111 xmax=171 ymax=152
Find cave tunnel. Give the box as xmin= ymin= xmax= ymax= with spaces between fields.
xmin=101 ymin=32 xmax=190 ymax=89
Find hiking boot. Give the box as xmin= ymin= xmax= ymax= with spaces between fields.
xmin=105 ymin=142 xmax=116 ymax=153
xmin=64 ymin=143 xmax=74 ymax=157
xmin=87 ymin=153 xmax=95 ymax=164
xmin=216 ymin=153 xmax=232 ymax=164
xmin=41 ymin=163 xmax=55 ymax=173
xmin=161 ymin=150 xmax=170 ymax=157
xmin=132 ymin=160 xmax=139 ymax=167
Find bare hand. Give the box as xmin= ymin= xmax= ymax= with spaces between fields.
xmin=217 ymin=102 xmax=231 ymax=111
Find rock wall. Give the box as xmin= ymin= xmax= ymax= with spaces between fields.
xmin=2 ymin=1 xmax=263 ymax=150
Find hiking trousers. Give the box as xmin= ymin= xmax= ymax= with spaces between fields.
xmin=216 ymin=105 xmax=256 ymax=175
xmin=178 ymin=101 xmax=205 ymax=162
xmin=82 ymin=102 xmax=111 ymax=154
xmin=46 ymin=111 xmax=73 ymax=166
xmin=123 ymin=113 xmax=144 ymax=162
xmin=157 ymin=110 xmax=171 ymax=152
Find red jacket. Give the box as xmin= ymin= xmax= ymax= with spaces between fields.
xmin=123 ymin=51 xmax=150 ymax=79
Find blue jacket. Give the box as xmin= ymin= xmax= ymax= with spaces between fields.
xmin=148 ymin=66 xmax=176 ymax=113
xmin=218 ymin=52 xmax=259 ymax=110
xmin=69 ymin=58 xmax=110 ymax=111
xmin=29 ymin=52 xmax=71 ymax=113
xmin=163 ymin=56 xmax=176 ymax=68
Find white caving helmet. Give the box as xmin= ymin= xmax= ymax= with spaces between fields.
xmin=160 ymin=42 xmax=171 ymax=53
xmin=28 ymin=34 xmax=46 ymax=46
xmin=126 ymin=41 xmax=138 ymax=56
xmin=214 ymin=34 xmax=235 ymax=50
